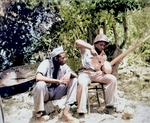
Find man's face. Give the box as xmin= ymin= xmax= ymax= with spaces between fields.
xmin=57 ymin=53 xmax=66 ymax=65
xmin=94 ymin=41 xmax=107 ymax=52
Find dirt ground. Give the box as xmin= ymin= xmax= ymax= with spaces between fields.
xmin=1 ymin=63 xmax=150 ymax=123
xmin=2 ymin=92 xmax=150 ymax=123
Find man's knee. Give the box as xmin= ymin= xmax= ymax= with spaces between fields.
xmin=69 ymin=78 xmax=78 ymax=87
xmin=34 ymin=81 xmax=47 ymax=90
xmin=107 ymin=74 xmax=117 ymax=85
xmin=78 ymin=76 xmax=89 ymax=87
xmin=33 ymin=81 xmax=48 ymax=100
xmin=72 ymin=77 xmax=78 ymax=84
xmin=111 ymin=75 xmax=117 ymax=82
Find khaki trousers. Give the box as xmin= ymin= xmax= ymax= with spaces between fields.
xmin=33 ymin=78 xmax=77 ymax=113
xmin=77 ymin=70 xmax=119 ymax=113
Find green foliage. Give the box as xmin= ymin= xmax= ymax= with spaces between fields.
xmin=1 ymin=0 xmax=150 ymax=73
xmin=0 ymin=1 xmax=61 ymax=71
xmin=66 ymin=58 xmax=81 ymax=72
xmin=51 ymin=0 xmax=148 ymax=59
xmin=140 ymin=41 xmax=150 ymax=62
xmin=126 ymin=6 xmax=150 ymax=63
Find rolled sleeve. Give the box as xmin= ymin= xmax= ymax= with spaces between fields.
xmin=60 ymin=64 xmax=71 ymax=74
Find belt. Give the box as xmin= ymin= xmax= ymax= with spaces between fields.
xmin=78 ymin=68 xmax=96 ymax=72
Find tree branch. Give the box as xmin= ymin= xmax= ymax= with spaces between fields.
xmin=112 ymin=24 xmax=118 ymax=46
xmin=120 ymin=13 xmax=128 ymax=49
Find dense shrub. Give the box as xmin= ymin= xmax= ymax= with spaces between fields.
xmin=0 ymin=1 xmax=61 ymax=71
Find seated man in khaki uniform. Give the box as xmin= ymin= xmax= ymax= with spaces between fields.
xmin=33 ymin=46 xmax=78 ymax=122
xmin=75 ymin=34 xmax=125 ymax=122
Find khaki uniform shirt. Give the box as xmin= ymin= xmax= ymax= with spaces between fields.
xmin=36 ymin=59 xmax=72 ymax=87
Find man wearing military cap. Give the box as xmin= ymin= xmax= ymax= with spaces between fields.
xmin=33 ymin=46 xmax=78 ymax=122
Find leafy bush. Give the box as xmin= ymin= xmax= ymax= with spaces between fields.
xmin=0 ymin=1 xmax=61 ymax=71
xmin=0 ymin=0 xmax=150 ymax=73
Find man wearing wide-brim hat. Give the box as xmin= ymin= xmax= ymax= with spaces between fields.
xmin=33 ymin=46 xmax=78 ymax=122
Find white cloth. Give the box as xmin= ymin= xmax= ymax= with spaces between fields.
xmin=50 ymin=46 xmax=64 ymax=58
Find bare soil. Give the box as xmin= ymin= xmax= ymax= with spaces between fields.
xmin=1 ymin=63 xmax=150 ymax=123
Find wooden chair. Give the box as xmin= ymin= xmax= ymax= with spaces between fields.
xmin=87 ymin=82 xmax=106 ymax=114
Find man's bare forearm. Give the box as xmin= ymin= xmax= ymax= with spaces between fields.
xmin=75 ymin=39 xmax=98 ymax=56
xmin=36 ymin=73 xmax=60 ymax=84
xmin=75 ymin=39 xmax=94 ymax=50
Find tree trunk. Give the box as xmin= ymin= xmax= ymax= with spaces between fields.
xmin=113 ymin=24 xmax=118 ymax=46
xmin=111 ymin=47 xmax=122 ymax=79
xmin=111 ymin=14 xmax=127 ymax=78
xmin=88 ymin=28 xmax=93 ymax=44
xmin=95 ymin=28 xmax=99 ymax=35
xmin=103 ymin=21 xmax=107 ymax=35
xmin=112 ymin=24 xmax=122 ymax=79
xmin=120 ymin=13 xmax=128 ymax=49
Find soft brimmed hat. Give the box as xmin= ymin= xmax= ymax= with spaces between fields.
xmin=50 ymin=46 xmax=64 ymax=58
xmin=94 ymin=34 xmax=109 ymax=44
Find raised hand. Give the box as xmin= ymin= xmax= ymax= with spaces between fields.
xmin=90 ymin=48 xmax=98 ymax=56
xmin=60 ymin=72 xmax=71 ymax=85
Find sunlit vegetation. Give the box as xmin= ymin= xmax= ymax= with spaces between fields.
xmin=0 ymin=0 xmax=150 ymax=73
